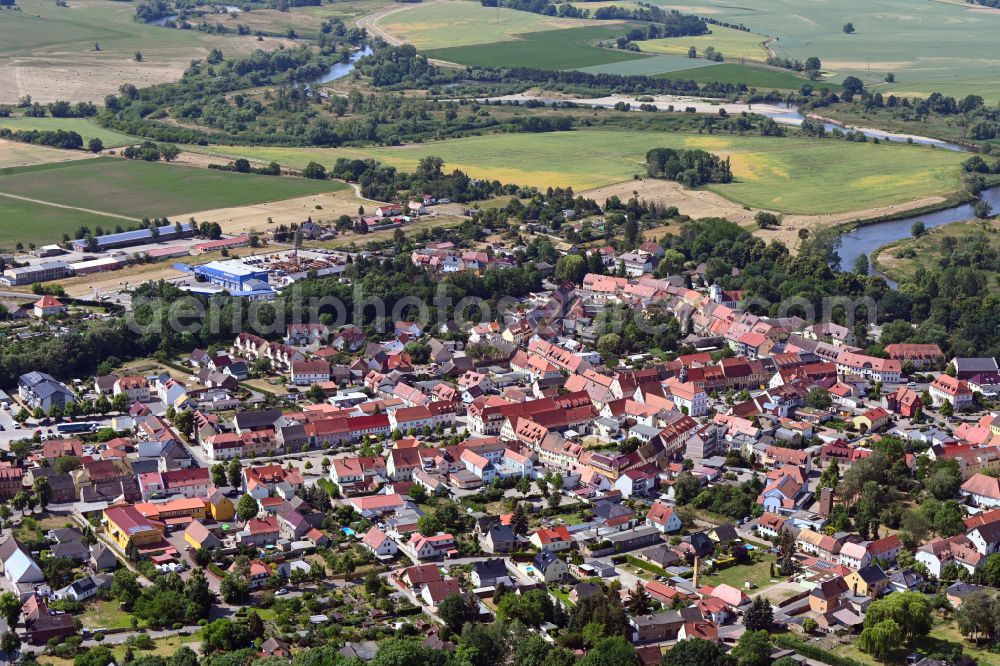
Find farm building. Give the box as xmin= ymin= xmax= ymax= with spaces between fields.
xmin=193 ymin=236 xmax=251 ymax=254
xmin=69 ymin=256 xmax=125 ymax=275
xmin=69 ymin=223 xmax=196 ymax=251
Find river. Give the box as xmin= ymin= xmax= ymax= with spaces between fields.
xmin=836 ymin=185 xmax=1000 ymax=286
xmin=482 ymin=92 xmax=978 ymax=282
xmin=147 ymin=13 xmax=178 ymax=26
xmin=309 ymin=46 xmax=373 ymax=84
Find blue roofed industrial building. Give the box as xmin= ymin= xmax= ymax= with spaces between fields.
xmin=193 ymin=260 xmax=270 ymax=292
xmin=70 ymin=223 xmax=196 ymax=251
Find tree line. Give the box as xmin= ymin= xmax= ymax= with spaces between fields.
xmin=645 ymin=147 xmax=733 ymax=186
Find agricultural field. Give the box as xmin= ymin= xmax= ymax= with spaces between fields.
xmin=577 ymin=54 xmax=715 ymax=76
xmin=656 ymin=0 xmax=1000 ymax=97
xmin=0 ymin=140 xmax=98 ymax=169
xmin=423 ymin=24 xmax=646 ymax=69
xmin=0 ymin=158 xmax=347 ymax=243
xmin=219 ymin=0 xmax=389 ymax=38
xmin=186 ymin=189 xmax=380 ymax=237
xmin=0 ymin=0 xmax=291 ymax=104
xmin=639 ymin=24 xmax=771 ymax=62
xmin=0 ymin=196 xmax=127 ymax=248
xmin=0 ymin=116 xmax=138 ymax=148
xmin=656 ymin=62 xmax=838 ymax=90
xmin=375 ymin=0 xmax=602 ymax=49
xmin=567 ymin=0 xmax=641 ymax=10
xmin=188 ymin=129 xmax=966 ymax=215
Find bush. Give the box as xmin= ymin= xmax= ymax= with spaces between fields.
xmin=773 ymin=634 xmax=865 ymax=666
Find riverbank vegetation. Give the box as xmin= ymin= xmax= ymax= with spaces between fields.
xmin=872 ymin=218 xmax=1000 ymax=289
xmin=812 ymin=90 xmax=1000 ymax=153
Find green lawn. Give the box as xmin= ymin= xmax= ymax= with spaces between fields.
xmin=424 ymin=24 xmax=647 ymax=69
xmin=0 ymin=116 xmax=138 ymax=148
xmin=0 ymin=158 xmax=348 ymax=220
xmin=699 ymin=554 xmax=778 ymax=592
xmin=189 ymin=129 xmax=966 ymax=214
xmin=79 ymin=600 xmax=141 ymax=631
xmin=648 ymin=0 xmax=1000 ymax=98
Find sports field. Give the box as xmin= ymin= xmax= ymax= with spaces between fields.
xmin=639 ymin=25 xmax=770 ymax=62
xmin=0 ymin=158 xmax=347 ymax=223
xmin=376 ymin=0 xmax=600 ymax=49
xmin=0 ymin=117 xmax=137 ymax=148
xmin=188 ymin=130 xmax=966 ymax=215
xmin=656 ymin=0 xmax=1000 ymax=97
xmin=424 ymin=24 xmax=646 ymax=69
xmin=0 ymin=0 xmax=290 ymax=104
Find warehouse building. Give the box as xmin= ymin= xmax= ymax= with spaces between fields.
xmin=69 ymin=257 xmax=125 ymax=275
xmin=193 ymin=260 xmax=270 ymax=292
xmin=192 ymin=236 xmax=250 ymax=254
xmin=69 ymin=222 xmax=196 ymax=252
xmin=0 ymin=261 xmax=70 ymax=287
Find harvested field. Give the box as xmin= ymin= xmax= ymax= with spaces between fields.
xmin=0 ymin=0 xmax=292 ymax=104
xmin=185 ymin=190 xmax=381 ymax=237
xmin=0 ymin=140 xmax=98 ymax=169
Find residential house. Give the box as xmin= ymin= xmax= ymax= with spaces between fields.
xmin=962 ymin=473 xmax=1000 ymax=508
xmin=645 ymin=501 xmax=682 ymax=533
xmin=532 ymin=550 xmax=568 ymax=583
xmin=530 ymin=525 xmax=572 ymax=552
xmin=929 ymin=375 xmax=975 ymax=410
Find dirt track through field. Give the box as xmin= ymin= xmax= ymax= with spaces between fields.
xmin=0 ymin=190 xmax=140 ymax=222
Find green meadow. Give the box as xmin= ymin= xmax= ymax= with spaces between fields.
xmin=0 ymin=116 xmax=138 ymax=148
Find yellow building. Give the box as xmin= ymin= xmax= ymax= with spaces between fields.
xmin=104 ymin=505 xmax=163 ymax=552
xmin=208 ymin=490 xmax=235 ymax=522
xmin=844 ymin=565 xmax=890 ymax=597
